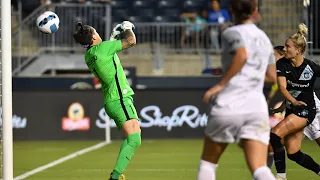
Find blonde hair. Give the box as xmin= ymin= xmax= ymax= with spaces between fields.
xmin=289 ymin=23 xmax=308 ymax=53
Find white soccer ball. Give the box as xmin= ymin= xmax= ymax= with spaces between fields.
xmin=36 ymin=11 xmax=60 ymax=34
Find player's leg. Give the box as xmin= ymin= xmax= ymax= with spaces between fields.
xmin=284 ymin=129 xmax=320 ymax=175
xmin=197 ymin=136 xmax=228 ymax=180
xmin=267 ymin=137 xmax=285 ymax=169
xmin=270 ymin=114 xmax=307 ymax=179
xmin=267 ymin=118 xmax=281 ymax=169
xmin=242 ymin=139 xmax=275 ymax=180
xmin=238 ymin=113 xmax=275 ymax=180
xmin=313 ymin=124 xmax=320 ymax=146
xmin=197 ymin=114 xmax=238 ymax=180
xmin=110 ymin=119 xmax=141 ymax=180
xmin=267 ymin=144 xmax=274 ymax=168
xmin=303 ymin=121 xmax=320 ymax=146
xmin=316 ymin=138 xmax=320 ymax=146
xmin=106 ymin=97 xmax=141 ymax=180
xmin=312 ymin=93 xmax=320 ymax=147
xmin=267 ymin=119 xmax=279 ymax=169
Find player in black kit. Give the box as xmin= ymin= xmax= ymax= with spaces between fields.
xmin=270 ymin=23 xmax=320 ymax=180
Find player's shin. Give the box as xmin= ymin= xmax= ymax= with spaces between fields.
xmin=112 ymin=133 xmax=141 ymax=179
xmin=287 ymin=150 xmax=320 ymax=175
xmin=270 ymin=133 xmax=286 ymax=178
xmin=197 ymin=160 xmax=218 ymax=180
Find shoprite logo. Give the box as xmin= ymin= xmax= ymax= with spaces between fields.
xmin=62 ymin=102 xmax=90 ymax=131
xmin=96 ymin=105 xmax=208 ymax=131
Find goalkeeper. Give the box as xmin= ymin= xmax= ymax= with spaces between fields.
xmin=73 ymin=21 xmax=141 ymax=180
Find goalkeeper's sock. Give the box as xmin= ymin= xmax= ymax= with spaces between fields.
xmin=112 ymin=133 xmax=141 ymax=179
xmin=119 ymin=139 xmax=128 ymax=151
xmin=112 ymin=139 xmax=128 ymax=177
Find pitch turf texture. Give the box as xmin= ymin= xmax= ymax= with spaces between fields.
xmin=14 ymin=139 xmax=320 ymax=180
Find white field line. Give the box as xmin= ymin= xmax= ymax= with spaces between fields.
xmin=14 ymin=141 xmax=110 ymax=180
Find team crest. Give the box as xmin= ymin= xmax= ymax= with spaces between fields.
xmin=301 ymin=109 xmax=308 ymax=116
xmin=299 ymin=65 xmax=314 ymax=80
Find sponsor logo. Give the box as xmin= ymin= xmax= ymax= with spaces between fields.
xmin=96 ymin=105 xmax=208 ymax=131
xmin=287 ymin=80 xmax=309 ymax=88
xmin=0 ymin=106 xmax=27 ymax=128
xmin=62 ymin=102 xmax=90 ymax=131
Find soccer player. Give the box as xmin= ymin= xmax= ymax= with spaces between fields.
xmin=270 ymin=23 xmax=320 ymax=180
xmin=268 ymin=93 xmax=320 ymax=171
xmin=73 ymin=21 xmax=141 ymax=180
xmin=267 ymin=45 xmax=320 ymax=169
xmin=198 ymin=0 xmax=277 ymax=179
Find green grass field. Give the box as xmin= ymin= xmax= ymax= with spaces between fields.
xmin=13 ymin=139 xmax=320 ymax=180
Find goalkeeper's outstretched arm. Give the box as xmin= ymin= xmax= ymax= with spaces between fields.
xmin=121 ymin=29 xmax=136 ymax=50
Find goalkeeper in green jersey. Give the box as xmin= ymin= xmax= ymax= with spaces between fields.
xmin=73 ymin=21 xmax=141 ymax=180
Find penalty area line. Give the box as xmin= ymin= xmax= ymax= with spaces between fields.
xmin=14 ymin=141 xmax=110 ymax=180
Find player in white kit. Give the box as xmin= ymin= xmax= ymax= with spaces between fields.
xmin=303 ymin=96 xmax=320 ymax=145
xmin=197 ymin=0 xmax=277 ymax=180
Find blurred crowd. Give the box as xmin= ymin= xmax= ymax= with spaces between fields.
xmin=180 ymin=0 xmax=262 ymax=51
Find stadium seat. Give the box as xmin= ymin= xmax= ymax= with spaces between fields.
xmin=110 ymin=0 xmax=129 ymax=8
xmin=134 ymin=8 xmax=155 ymax=19
xmin=132 ymin=0 xmax=155 ymax=8
xmin=128 ymin=15 xmax=153 ymax=23
xmin=154 ymin=15 xmax=179 ymax=23
xmin=156 ymin=8 xmax=181 ymax=20
xmin=183 ymin=0 xmax=205 ymax=11
xmin=112 ymin=8 xmax=129 ymax=20
xmin=157 ymin=0 xmax=180 ymax=8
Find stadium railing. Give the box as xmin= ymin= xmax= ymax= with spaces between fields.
xmin=11 ymin=1 xmax=320 ymax=75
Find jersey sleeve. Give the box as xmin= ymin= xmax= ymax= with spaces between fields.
xmin=222 ymin=29 xmax=245 ymax=52
xmin=310 ymin=60 xmax=320 ymax=77
xmin=100 ymin=40 xmax=122 ymax=55
xmin=276 ymin=59 xmax=286 ymax=77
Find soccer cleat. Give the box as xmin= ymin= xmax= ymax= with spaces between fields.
xmin=109 ymin=172 xmax=126 ymax=180
xmin=275 ymin=175 xmax=287 ymax=180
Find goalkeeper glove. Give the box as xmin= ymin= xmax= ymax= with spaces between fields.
xmin=120 ymin=21 xmax=135 ymax=31
xmin=109 ymin=24 xmax=122 ymax=41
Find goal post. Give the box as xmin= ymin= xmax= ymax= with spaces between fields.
xmin=1 ymin=0 xmax=13 ymax=179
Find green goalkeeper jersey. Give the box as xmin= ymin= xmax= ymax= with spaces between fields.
xmin=85 ymin=40 xmax=134 ymax=103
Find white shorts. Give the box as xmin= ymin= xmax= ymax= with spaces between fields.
xmin=304 ymin=114 xmax=320 ymax=140
xmin=304 ymin=93 xmax=320 ymax=140
xmin=205 ymin=112 xmax=270 ymax=145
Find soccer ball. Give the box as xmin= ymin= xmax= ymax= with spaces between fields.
xmin=36 ymin=11 xmax=60 ymax=34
